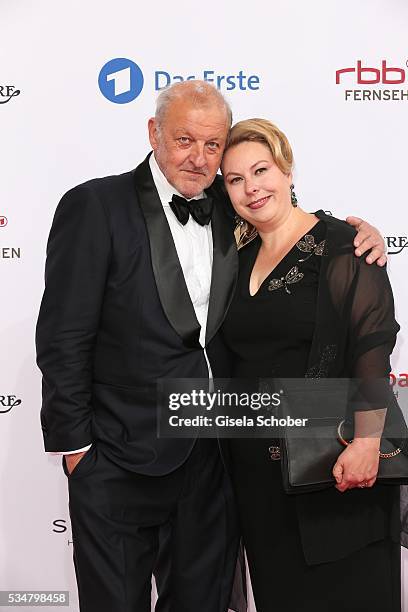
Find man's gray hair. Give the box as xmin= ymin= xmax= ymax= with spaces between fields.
xmin=155 ymin=80 xmax=232 ymax=127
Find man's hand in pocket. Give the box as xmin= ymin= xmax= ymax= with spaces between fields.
xmin=65 ymin=451 xmax=87 ymax=475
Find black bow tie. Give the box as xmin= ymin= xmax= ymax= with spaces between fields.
xmin=169 ymin=194 xmax=213 ymax=226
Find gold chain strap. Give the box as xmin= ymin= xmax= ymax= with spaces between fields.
xmin=337 ymin=420 xmax=402 ymax=459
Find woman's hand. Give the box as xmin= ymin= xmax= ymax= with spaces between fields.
xmin=332 ymin=438 xmax=380 ymax=492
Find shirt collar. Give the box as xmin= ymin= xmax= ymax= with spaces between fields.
xmin=149 ymin=153 xmax=205 ymax=208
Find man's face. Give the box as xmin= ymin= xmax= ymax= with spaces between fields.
xmin=148 ymin=100 xmax=229 ymax=198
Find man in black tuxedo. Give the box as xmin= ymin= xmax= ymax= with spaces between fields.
xmin=36 ymin=80 xmax=386 ymax=612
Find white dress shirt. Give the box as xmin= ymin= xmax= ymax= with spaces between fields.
xmin=149 ymin=154 xmax=214 ymax=349
xmin=59 ymin=154 xmax=214 ymax=455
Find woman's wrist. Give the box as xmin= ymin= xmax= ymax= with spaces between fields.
xmin=351 ymin=437 xmax=381 ymax=450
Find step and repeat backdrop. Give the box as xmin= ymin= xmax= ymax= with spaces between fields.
xmin=1 ymin=0 xmax=408 ymax=610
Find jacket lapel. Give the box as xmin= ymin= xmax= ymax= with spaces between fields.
xmin=205 ymin=180 xmax=238 ymax=345
xmin=133 ymin=156 xmax=201 ymax=348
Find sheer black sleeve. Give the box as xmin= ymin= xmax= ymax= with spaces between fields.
xmin=348 ymin=259 xmax=399 ymax=415
xmin=350 ymin=259 xmax=399 ymax=378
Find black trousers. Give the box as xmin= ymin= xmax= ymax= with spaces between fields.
xmin=64 ymin=439 xmax=240 ymax=612
xmin=230 ymin=438 xmax=401 ymax=612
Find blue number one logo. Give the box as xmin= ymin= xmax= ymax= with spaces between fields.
xmin=99 ymin=58 xmax=144 ymax=104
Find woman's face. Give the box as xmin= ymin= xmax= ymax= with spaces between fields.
xmin=222 ymin=141 xmax=292 ymax=227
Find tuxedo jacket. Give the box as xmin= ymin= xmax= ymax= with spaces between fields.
xmin=36 ymin=154 xmax=238 ymax=475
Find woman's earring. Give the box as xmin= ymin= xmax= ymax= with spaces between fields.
xmin=234 ymin=214 xmax=245 ymax=227
xmin=290 ymin=184 xmax=298 ymax=207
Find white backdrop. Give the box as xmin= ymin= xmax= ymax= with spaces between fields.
xmin=1 ymin=0 xmax=408 ymax=610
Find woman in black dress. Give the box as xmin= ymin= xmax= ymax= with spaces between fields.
xmin=219 ymin=119 xmax=402 ymax=611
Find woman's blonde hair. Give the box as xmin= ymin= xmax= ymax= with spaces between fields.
xmin=224 ymin=118 xmax=294 ymax=175
xmin=223 ymin=119 xmax=294 ymax=249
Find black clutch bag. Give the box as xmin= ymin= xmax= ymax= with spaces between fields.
xmin=277 ymin=379 xmax=408 ymax=494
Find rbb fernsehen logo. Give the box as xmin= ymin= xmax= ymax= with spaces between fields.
xmin=99 ymin=58 xmax=144 ymax=104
